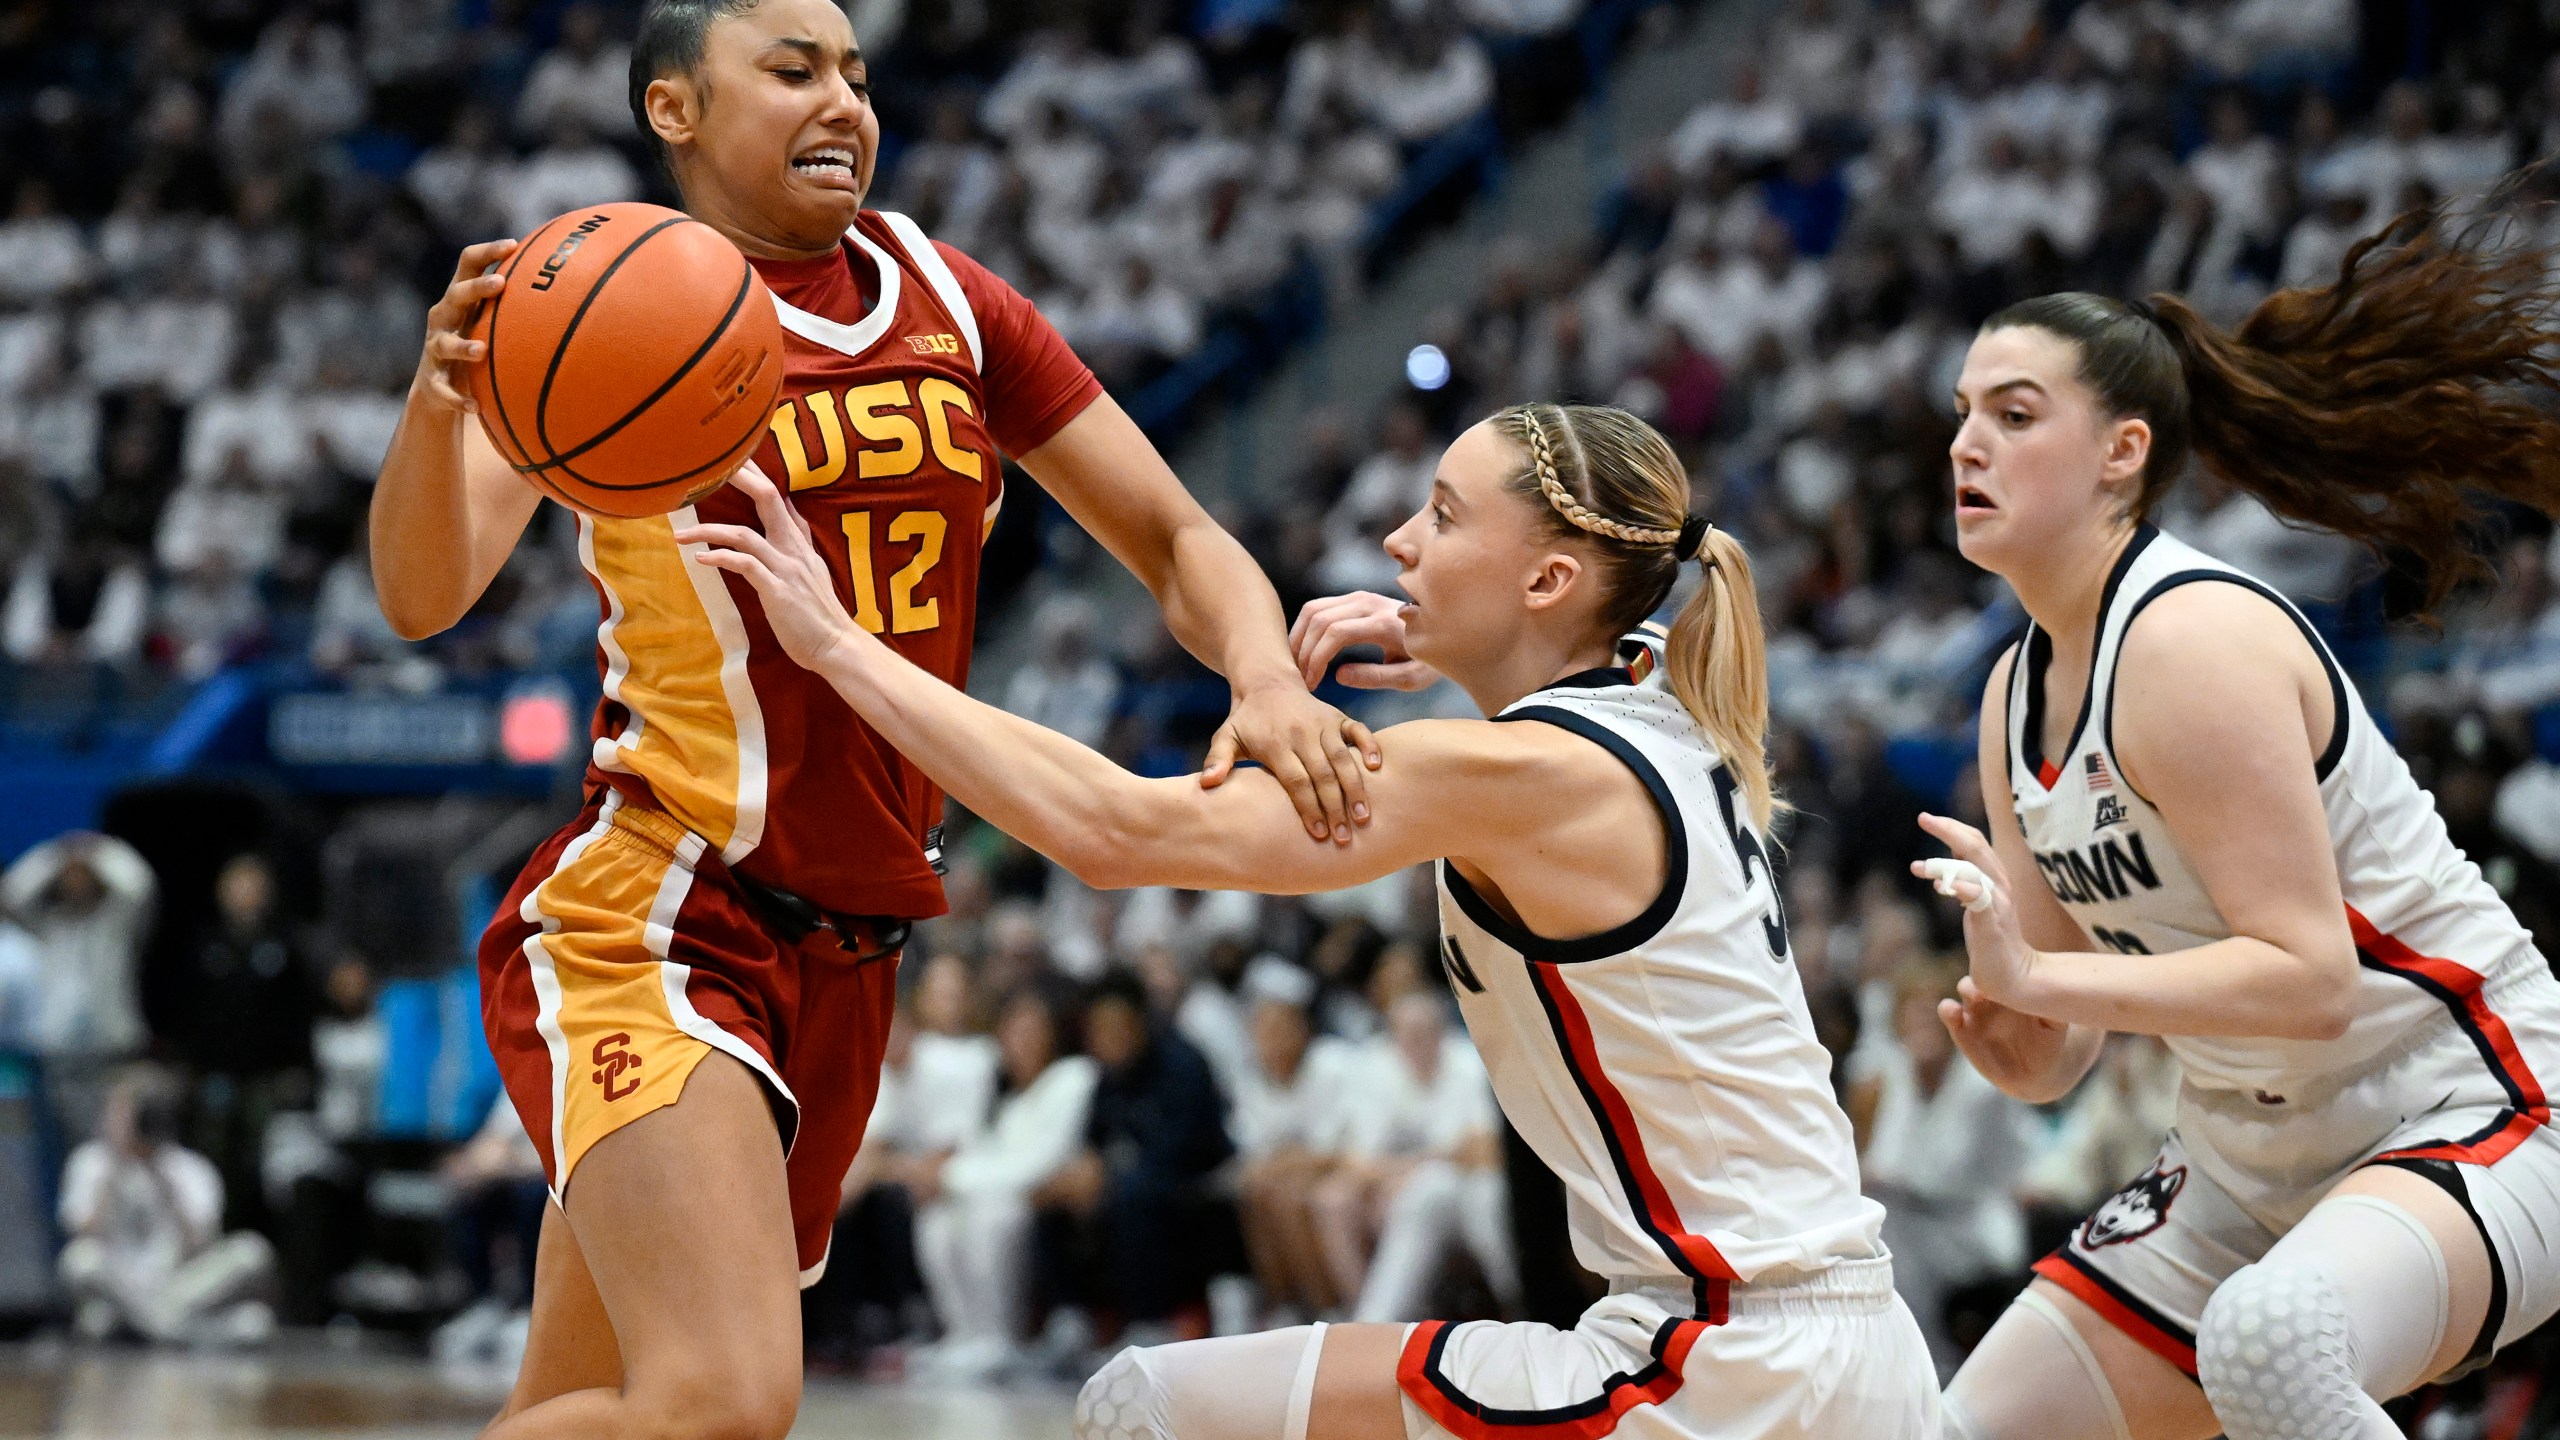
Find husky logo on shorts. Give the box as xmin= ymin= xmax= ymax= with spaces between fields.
xmin=2081 ymin=1161 xmax=2186 ymax=1248
xmin=591 ymin=1032 xmax=643 ymax=1102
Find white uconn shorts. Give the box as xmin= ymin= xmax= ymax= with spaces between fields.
xmin=1393 ymin=1258 xmax=1939 ymax=1440
xmin=2036 ymin=965 xmax=2560 ymax=1384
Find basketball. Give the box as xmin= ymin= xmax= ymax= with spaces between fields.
xmin=465 ymin=202 xmax=786 ymax=519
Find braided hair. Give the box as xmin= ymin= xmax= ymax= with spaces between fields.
xmin=1490 ymin=403 xmax=1780 ymax=827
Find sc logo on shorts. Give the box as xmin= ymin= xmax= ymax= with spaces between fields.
xmin=591 ymin=1032 xmax=643 ymax=1102
xmin=2081 ymin=1160 xmax=2186 ymax=1248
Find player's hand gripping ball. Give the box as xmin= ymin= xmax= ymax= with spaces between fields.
xmin=465 ymin=203 xmax=787 ymax=518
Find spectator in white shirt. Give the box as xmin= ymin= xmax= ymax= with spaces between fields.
xmin=199 ymin=176 xmax=301 ymax=300
xmin=1850 ymin=959 xmax=2036 ymax=1375
xmin=272 ymin=245 xmax=424 ymax=392
xmin=95 ymin=179 xmax=196 ymax=291
xmin=1323 ymin=402 xmax=1437 ymax=558
xmin=1996 ymin=40 xmax=2113 ymax=163
xmin=157 ymin=447 xmax=287 ymax=583
xmin=506 ymin=117 xmax=645 ymax=243
xmin=1 ymin=832 xmax=156 ymax=1098
xmin=5 ymin=538 xmax=148 ymax=672
xmin=307 ymin=533 xmax=409 ymax=676
xmin=2186 ymin=90 xmax=2285 ymax=246
xmin=0 ymin=180 xmax=94 ymax=304
xmin=78 ymin=269 xmax=236 ymax=405
xmin=889 ymin=953 xmax=1003 ymax=1159
xmin=1068 ymin=256 xmax=1202 ymax=385
xmin=0 ymin=918 xmax=37 ymax=1050
xmin=157 ymin=549 xmax=266 ymax=681
xmin=0 ymin=308 xmax=63 ymax=402
xmin=514 ymin=3 xmax=634 ymax=141
xmin=2209 ymin=0 xmax=2356 ymax=80
xmin=2316 ymin=81 xmax=2435 ymax=225
xmin=216 ymin=12 xmax=367 ymax=173
xmin=1933 ymin=130 xmax=2061 ymax=272
xmin=1653 ymin=217 xmax=1827 ymax=367
xmin=1364 ymin=15 xmax=1492 ymax=144
xmin=2277 ymin=183 xmax=2370 ymax=289
xmin=1457 ymin=0 xmax=1578 ymax=39
xmin=1002 ymin=595 xmax=1120 ymax=749
xmin=820 ymin=954 xmax=1003 ymax=1353
xmin=2418 ymin=85 xmax=2517 ymax=203
xmin=1667 ymin=63 xmax=1803 ymax=178
xmin=59 ymin=1067 xmax=277 ymax=1345
xmin=408 ymin=106 xmax=520 ymax=245
xmin=1173 ymin=940 xmax=1261 ymax=1097
xmin=1309 ymin=994 xmax=1511 ymax=1321
xmin=910 ymin=982 xmax=1098 ymax=1380
xmin=1765 ymin=0 xmax=1862 ymax=122
xmin=1230 ymin=963 xmax=1360 ymax=1322
xmin=182 ymin=350 xmax=306 ymax=485
xmin=1 ymin=361 xmax=99 ymax=499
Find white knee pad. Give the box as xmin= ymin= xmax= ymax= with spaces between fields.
xmin=2197 ymin=1259 xmax=2374 ymax=1440
xmin=2197 ymin=1191 xmax=2453 ymax=1440
xmin=1074 ymin=1323 xmax=1330 ymax=1440
xmin=1078 ymin=1346 xmax=1177 ymax=1440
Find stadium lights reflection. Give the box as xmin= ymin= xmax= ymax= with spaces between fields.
xmin=1405 ymin=343 xmax=1451 ymax=391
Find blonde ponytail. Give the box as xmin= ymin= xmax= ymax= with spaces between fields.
xmin=1490 ymin=402 xmax=1783 ymax=829
xmin=1665 ymin=526 xmax=1782 ymax=830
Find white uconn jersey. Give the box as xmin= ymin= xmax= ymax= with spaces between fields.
xmin=2007 ymin=525 xmax=2552 ymax=1109
xmin=1436 ymin=641 xmax=1885 ymax=1320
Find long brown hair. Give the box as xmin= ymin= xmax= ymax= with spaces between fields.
xmin=1489 ymin=403 xmax=1782 ymax=828
xmin=1985 ymin=199 xmax=2560 ymax=616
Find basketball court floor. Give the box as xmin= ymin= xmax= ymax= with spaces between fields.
xmin=0 ymin=1343 xmax=1076 ymax=1438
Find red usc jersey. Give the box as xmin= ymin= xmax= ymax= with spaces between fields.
xmin=574 ymin=211 xmax=1101 ymax=918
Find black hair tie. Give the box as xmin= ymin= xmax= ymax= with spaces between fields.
xmin=2127 ymin=296 xmax=2162 ymax=327
xmin=1674 ymin=514 xmax=1711 ymax=563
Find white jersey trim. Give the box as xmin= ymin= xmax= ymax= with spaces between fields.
xmin=767 ymin=224 xmax=902 ymax=360
xmin=877 ymin=210 xmax=982 ymax=374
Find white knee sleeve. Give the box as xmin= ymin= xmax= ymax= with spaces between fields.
xmin=2197 ymin=1195 xmax=2448 ymax=1440
xmin=1075 ymin=1323 xmax=1330 ymax=1440
xmin=1943 ymin=1289 xmax=2132 ymax=1440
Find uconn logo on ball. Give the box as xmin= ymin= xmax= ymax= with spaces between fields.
xmin=529 ymin=213 xmax=612 ymax=292
xmin=2081 ymin=1161 xmax=2187 ymax=1248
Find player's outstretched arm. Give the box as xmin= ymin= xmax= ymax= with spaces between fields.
xmin=1017 ymin=396 xmax=1379 ymax=845
xmin=677 ymin=466 xmax=1501 ymax=895
xmin=370 ymin=238 xmax=543 ymax=640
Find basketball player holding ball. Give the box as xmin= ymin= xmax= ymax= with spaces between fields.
xmin=1916 ymin=206 xmax=2560 ymax=1440
xmin=368 ymin=2 xmax=1372 ymax=1435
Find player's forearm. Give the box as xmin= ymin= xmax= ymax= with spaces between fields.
xmin=372 ymin=387 xmax=537 ymax=640
xmin=2016 ymin=937 xmax=2355 ymax=1041
xmin=1154 ymin=517 xmax=1301 ymax=695
xmin=813 ymin=636 xmax=1191 ymax=888
xmin=2019 ymin=1024 xmax=2108 ymax=1104
xmin=371 ymin=393 xmax=489 ymax=639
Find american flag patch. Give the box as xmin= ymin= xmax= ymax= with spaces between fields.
xmin=2085 ymin=752 xmax=2114 ymax=789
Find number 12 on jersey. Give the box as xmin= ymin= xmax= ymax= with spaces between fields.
xmin=840 ymin=510 xmax=946 ymax=635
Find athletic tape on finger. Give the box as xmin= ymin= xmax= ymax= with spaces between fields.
xmin=1920 ymin=858 xmax=1997 ymax=913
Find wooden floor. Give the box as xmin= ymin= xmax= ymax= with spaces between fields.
xmin=0 ymin=1344 xmax=1077 ymax=1438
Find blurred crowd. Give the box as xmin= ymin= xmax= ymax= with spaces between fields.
xmin=0 ymin=0 xmax=1599 ymax=727
xmin=6 ymin=0 xmax=2560 ymax=1432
